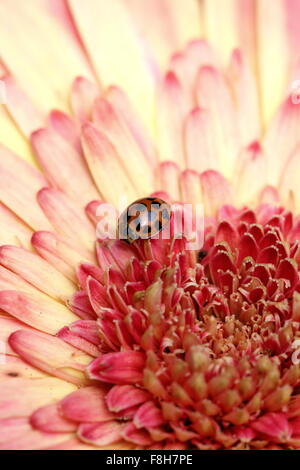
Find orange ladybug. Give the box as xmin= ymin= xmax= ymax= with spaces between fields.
xmin=118 ymin=197 xmax=171 ymax=243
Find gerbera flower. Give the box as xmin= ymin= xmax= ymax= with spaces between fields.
xmin=1 ymin=0 xmax=300 ymax=450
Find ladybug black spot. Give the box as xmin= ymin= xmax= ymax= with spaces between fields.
xmin=155 ymin=220 xmax=163 ymax=232
xmin=197 ymin=249 xmax=207 ymax=262
xmin=142 ymin=225 xmax=152 ymax=235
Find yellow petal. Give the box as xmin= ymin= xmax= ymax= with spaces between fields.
xmin=0 ymin=106 xmax=35 ymax=165
xmin=0 ymin=245 xmax=75 ymax=302
xmin=158 ymin=162 xmax=181 ymax=201
xmin=180 ymin=170 xmax=203 ymax=205
xmin=0 ymin=355 xmax=47 ymax=380
xmin=125 ymin=0 xmax=202 ymax=69
xmin=0 ymin=146 xmax=52 ymax=231
xmin=234 ymin=142 xmax=267 ymax=205
xmin=196 ymin=66 xmax=240 ymax=178
xmin=68 ymin=0 xmax=156 ymax=132
xmin=0 ymin=0 xmax=93 ymax=116
xmin=257 ymin=0 xmax=290 ymax=126
xmin=37 ymin=188 xmax=96 ymax=255
xmin=184 ymin=107 xmax=219 ymax=172
xmin=228 ymin=50 xmax=261 ymax=146
xmin=279 ymin=144 xmax=300 ymax=210
xmin=0 ymin=377 xmax=77 ymax=419
xmin=9 ymin=330 xmax=92 ymax=385
xmin=0 ymin=290 xmax=78 ymax=335
xmin=156 ymin=71 xmax=188 ymax=168
xmin=81 ymin=123 xmax=139 ymax=206
xmin=203 ymin=0 xmax=240 ymax=64
xmin=3 ymin=75 xmax=44 ymax=137
xmin=0 ymin=204 xmax=32 ymax=249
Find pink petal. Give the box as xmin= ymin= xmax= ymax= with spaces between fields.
xmin=184 ymin=107 xmax=219 ymax=172
xmin=0 ymin=316 xmax=35 ymax=356
xmin=203 ymin=0 xmax=255 ymax=66
xmin=71 ymin=76 xmax=100 ymax=122
xmin=0 ymin=428 xmax=73 ymax=450
xmin=260 ymin=186 xmax=280 ymax=205
xmin=87 ymin=351 xmax=146 ymax=384
xmin=85 ymin=199 xmax=103 ymax=225
xmin=126 ymin=0 xmax=201 ymax=70
xmin=180 ymin=169 xmax=202 ymax=205
xmin=68 ymin=0 xmax=156 ymax=129
xmin=0 ymin=245 xmax=75 ymax=301
xmin=9 ymin=330 xmax=91 ymax=385
xmin=0 ymin=97 xmax=34 ymax=163
xmin=30 ymin=403 xmax=77 ymax=433
xmin=216 ymin=221 xmax=238 ymax=250
xmin=97 ymin=239 xmax=136 ymax=275
xmin=44 ymin=437 xmax=98 ymax=450
xmin=134 ymin=401 xmax=165 ymax=429
xmin=106 ymin=385 xmax=151 ymax=413
xmin=0 ymin=418 xmax=30 ymax=443
xmin=0 ymin=417 xmax=74 ymax=449
xmin=200 ymin=170 xmax=233 ymax=215
xmin=0 ymin=377 xmax=76 ymax=419
xmin=57 ymin=326 xmax=99 ymax=357
xmin=78 ymin=420 xmax=122 ymax=447
xmin=0 ymin=145 xmax=51 ymax=230
xmin=275 ymin=258 xmax=299 ymax=292
xmin=93 ymin=96 xmax=155 ymax=180
xmin=158 ymin=161 xmax=180 ymax=201
xmin=32 ymin=127 xmax=99 ymax=204
xmin=0 ymin=354 xmax=46 ymax=380
xmin=81 ymin=122 xmax=139 ymax=206
xmin=68 ymin=320 xmax=100 ymax=345
xmin=0 ymin=203 xmax=32 ymax=249
xmin=237 ymin=233 xmax=259 ymax=265
xmin=144 ymin=279 xmax=163 ymax=315
xmin=106 ymin=85 xmax=157 ymax=166
xmin=265 ymin=98 xmax=300 ymax=186
xmin=251 ymin=412 xmax=292 ymax=441
xmin=37 ymin=187 xmax=96 ymax=254
xmin=122 ymin=422 xmax=152 ymax=446
xmin=280 ymin=144 xmax=300 ymax=210
xmin=228 ymin=50 xmax=260 ymax=146
xmin=234 ymin=142 xmax=267 ymax=205
xmin=76 ymin=263 xmax=103 ymax=289
xmin=0 ymin=0 xmax=93 ymax=115
xmin=60 ymin=386 xmax=113 ymax=422
xmin=86 ymin=277 xmax=110 ymax=315
xmin=196 ymin=66 xmax=240 ymax=178
xmin=32 ymin=231 xmax=94 ymax=281
xmin=2 ymin=75 xmax=44 ymax=136
xmin=171 ymin=40 xmax=219 ymax=99
xmin=47 ymin=110 xmax=80 ymax=149
xmin=0 ymin=290 xmax=77 ymax=334
xmin=257 ymin=0 xmax=290 ymax=126
xmin=156 ymin=71 xmax=188 ymax=168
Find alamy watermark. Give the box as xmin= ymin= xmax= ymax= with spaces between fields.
xmin=95 ymin=199 xmax=205 ymax=250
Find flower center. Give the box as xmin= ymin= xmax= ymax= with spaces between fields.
xmin=70 ymin=203 xmax=300 ymax=449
